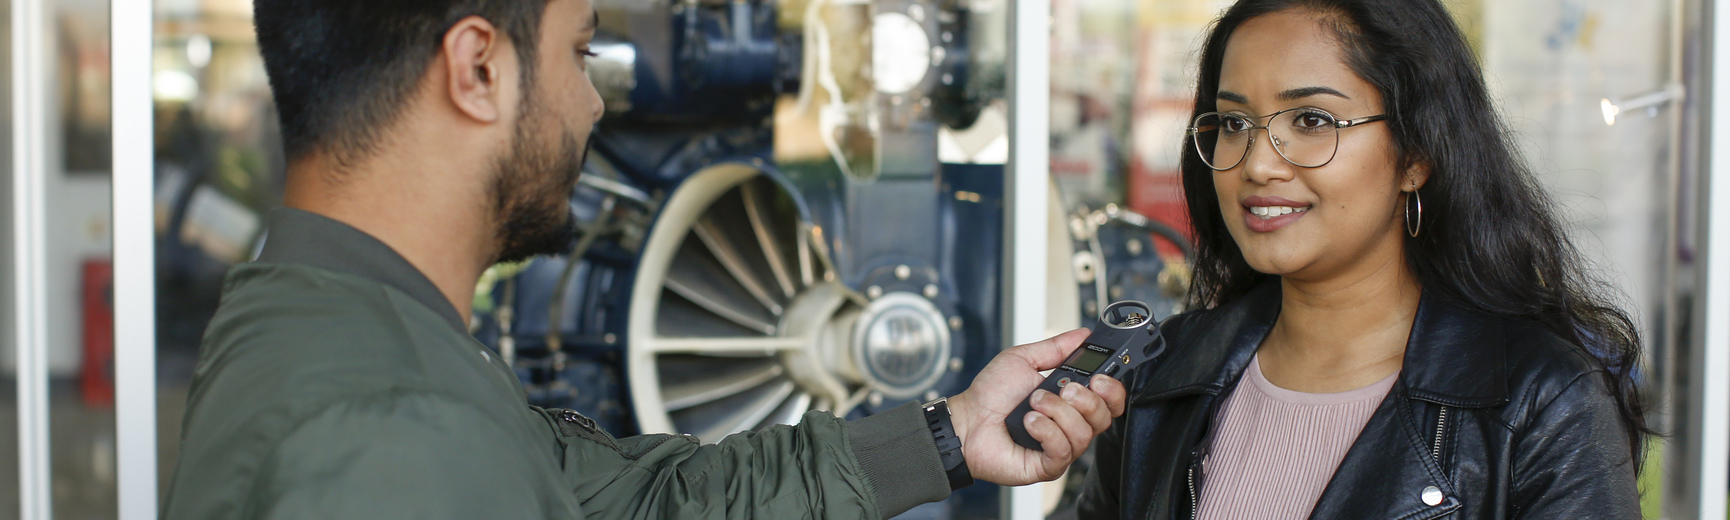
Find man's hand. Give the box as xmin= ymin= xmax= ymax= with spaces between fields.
xmin=946 ymin=328 xmax=1128 ymax=485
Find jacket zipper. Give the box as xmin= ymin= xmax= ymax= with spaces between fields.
xmin=1431 ymin=406 xmax=1448 ymax=463
xmin=1179 ymin=380 xmax=1235 ymax=520
xmin=1187 ymin=464 xmax=1198 ymax=520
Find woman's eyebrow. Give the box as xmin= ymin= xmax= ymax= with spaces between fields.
xmin=1278 ymin=86 xmax=1350 ymax=101
xmin=1216 ymin=87 xmax=1349 ymax=104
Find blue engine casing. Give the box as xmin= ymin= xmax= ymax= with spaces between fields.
xmin=470 ymin=2 xmax=1185 ymax=518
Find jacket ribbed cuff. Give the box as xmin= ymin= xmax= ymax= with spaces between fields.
xmin=846 ymin=402 xmax=951 ymax=518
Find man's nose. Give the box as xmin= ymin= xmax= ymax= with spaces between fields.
xmin=587 ymin=80 xmax=606 ymax=122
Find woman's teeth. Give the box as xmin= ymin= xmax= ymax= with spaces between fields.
xmin=1249 ymin=206 xmax=1308 ymax=218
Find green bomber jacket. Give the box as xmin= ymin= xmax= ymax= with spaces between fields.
xmin=162 ymin=209 xmax=949 ymax=519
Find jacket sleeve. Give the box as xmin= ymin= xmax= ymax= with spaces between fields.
xmin=1509 ymin=370 xmax=1640 ymax=519
xmin=543 ymin=401 xmax=949 ymax=520
xmin=1073 ymin=416 xmax=1126 ymax=520
xmin=250 ymin=392 xmax=578 ymax=520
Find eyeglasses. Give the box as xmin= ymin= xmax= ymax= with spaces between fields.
xmin=1187 ymin=108 xmax=1390 ymax=171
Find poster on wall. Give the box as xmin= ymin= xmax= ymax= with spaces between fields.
xmin=58 ymin=9 xmax=110 ymax=173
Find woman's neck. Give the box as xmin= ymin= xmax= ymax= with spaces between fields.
xmin=1257 ymin=252 xmax=1422 ymax=393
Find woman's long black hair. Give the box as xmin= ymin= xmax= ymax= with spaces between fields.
xmin=1182 ymin=0 xmax=1652 ymax=463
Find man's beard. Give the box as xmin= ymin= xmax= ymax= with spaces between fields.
xmin=488 ymin=106 xmax=587 ymax=264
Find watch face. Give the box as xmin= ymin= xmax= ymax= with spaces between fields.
xmin=872 ymin=11 xmax=932 ymax=95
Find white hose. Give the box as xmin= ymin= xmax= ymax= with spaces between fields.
xmin=798 ymin=0 xmax=862 ymax=179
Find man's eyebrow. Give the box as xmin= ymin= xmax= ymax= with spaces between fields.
xmin=584 ymin=9 xmax=599 ymax=31
xmin=1278 ymin=86 xmax=1350 ymax=101
xmin=1217 ymin=90 xmax=1249 ymax=104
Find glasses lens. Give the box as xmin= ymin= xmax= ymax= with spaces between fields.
xmin=1268 ymin=109 xmax=1340 ymax=168
xmin=1192 ymin=113 xmax=1251 ymax=170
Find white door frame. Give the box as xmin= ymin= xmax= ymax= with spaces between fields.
xmin=1006 ymin=0 xmax=1050 ymax=517
xmin=1698 ymin=2 xmax=1730 ymax=517
xmin=10 ymin=0 xmax=49 ymax=515
xmin=112 ymin=0 xmax=158 ymax=517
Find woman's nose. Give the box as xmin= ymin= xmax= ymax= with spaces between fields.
xmin=1241 ymin=130 xmax=1296 ymax=185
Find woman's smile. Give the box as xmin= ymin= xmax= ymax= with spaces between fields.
xmin=1241 ymin=195 xmax=1312 ymax=233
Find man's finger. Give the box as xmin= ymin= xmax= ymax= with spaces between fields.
xmin=1063 ymin=380 xmax=1112 ymax=433
xmin=1090 ymin=375 xmax=1128 ymax=418
xmin=1032 ymin=387 xmax=1093 ymax=462
xmin=1025 ymin=409 xmax=1072 ymax=478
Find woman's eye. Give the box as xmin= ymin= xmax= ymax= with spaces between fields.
xmin=1292 ymin=111 xmax=1334 ymax=130
xmin=1221 ymin=117 xmax=1252 ymax=134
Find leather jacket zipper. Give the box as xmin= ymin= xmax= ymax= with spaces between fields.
xmin=1177 ymin=381 xmax=1235 ymax=520
xmin=1187 ymin=464 xmax=1198 ymax=520
xmin=1172 ymin=442 xmax=1208 ymax=520
xmin=1432 ymin=406 xmax=1449 ymax=463
xmin=1185 ymin=448 xmax=1207 ymax=520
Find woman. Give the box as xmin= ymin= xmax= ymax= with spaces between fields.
xmin=1075 ymin=1 xmax=1648 ymax=518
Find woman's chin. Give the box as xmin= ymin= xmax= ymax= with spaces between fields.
xmin=1244 ymin=250 xmax=1331 ymax=280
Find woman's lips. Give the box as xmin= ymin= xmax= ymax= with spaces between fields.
xmin=1240 ymin=196 xmax=1311 ymax=233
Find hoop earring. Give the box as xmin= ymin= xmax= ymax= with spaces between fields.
xmin=1405 ymin=189 xmax=1423 ymax=238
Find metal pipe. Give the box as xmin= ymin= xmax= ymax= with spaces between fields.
xmin=1098 ymin=204 xmax=1194 ymax=260
xmin=579 ymin=173 xmax=655 ymax=209
xmin=547 ymin=195 xmax=618 ymax=359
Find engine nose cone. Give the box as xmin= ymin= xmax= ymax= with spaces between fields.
xmin=853 ymin=292 xmax=951 ymax=400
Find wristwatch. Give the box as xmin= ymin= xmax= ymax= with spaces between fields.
xmin=922 ymin=396 xmax=974 ymax=490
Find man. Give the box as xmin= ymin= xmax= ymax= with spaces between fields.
xmin=162 ymin=0 xmax=1127 ymax=518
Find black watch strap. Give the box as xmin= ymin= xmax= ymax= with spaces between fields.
xmin=922 ymin=397 xmax=974 ymax=490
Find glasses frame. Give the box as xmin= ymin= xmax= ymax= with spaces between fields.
xmin=1186 ymin=107 xmax=1391 ymax=171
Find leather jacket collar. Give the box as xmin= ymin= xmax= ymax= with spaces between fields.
xmin=1132 ymin=281 xmax=1509 ymax=408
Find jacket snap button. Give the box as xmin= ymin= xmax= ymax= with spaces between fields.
xmin=1421 ymin=486 xmax=1444 ymax=506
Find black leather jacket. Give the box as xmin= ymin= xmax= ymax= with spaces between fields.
xmin=1076 ymin=282 xmax=1639 ymax=520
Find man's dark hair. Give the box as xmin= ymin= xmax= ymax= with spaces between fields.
xmin=253 ymin=0 xmax=549 ymax=166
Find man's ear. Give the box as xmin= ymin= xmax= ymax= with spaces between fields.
xmin=442 ymin=16 xmax=512 ymax=124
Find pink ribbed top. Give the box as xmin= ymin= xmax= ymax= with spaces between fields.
xmin=1194 ymin=355 xmax=1399 ymax=520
